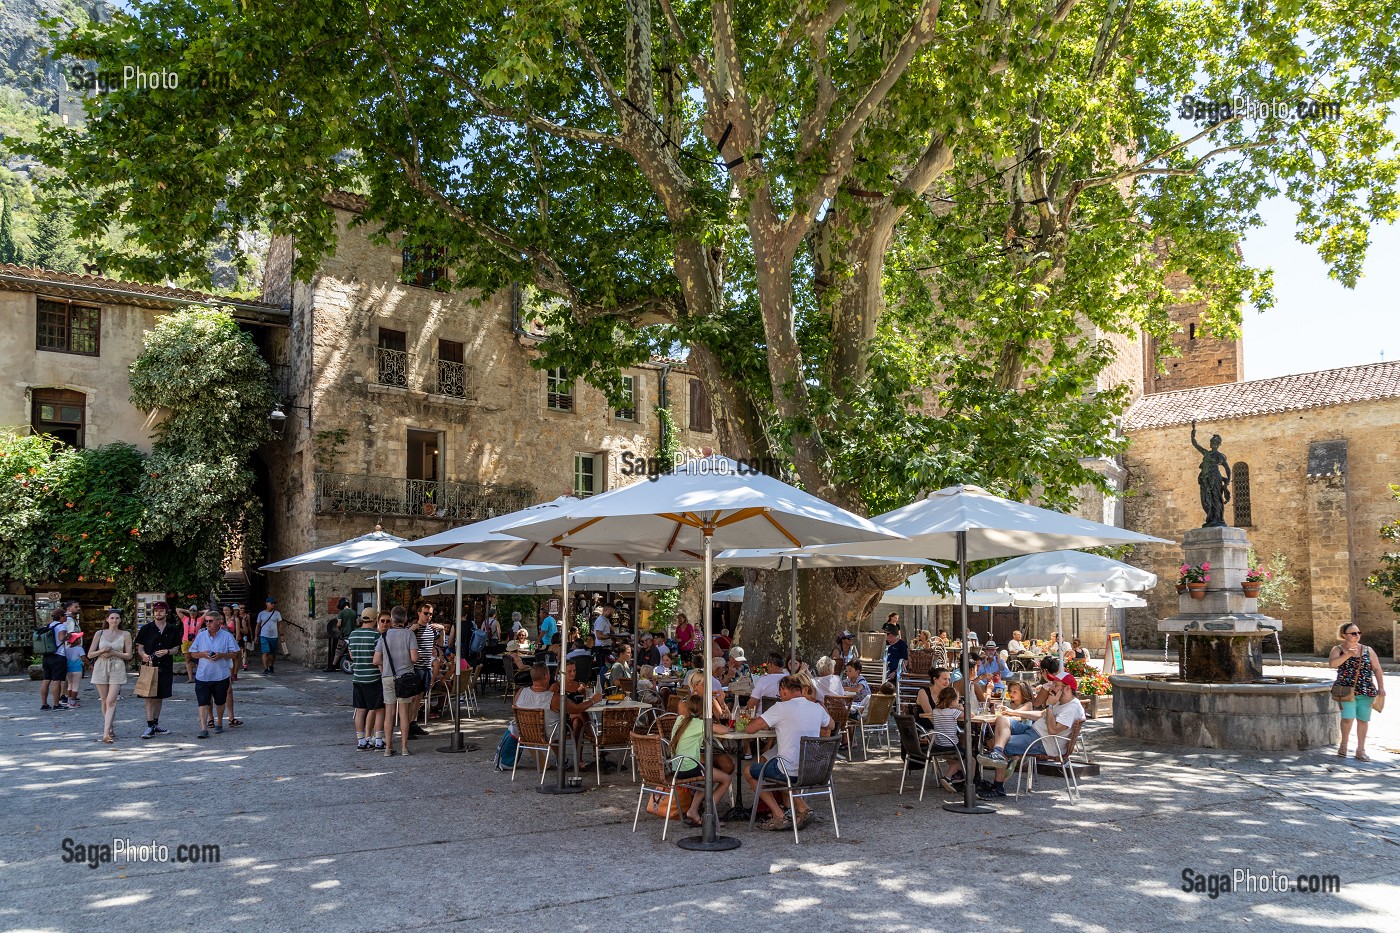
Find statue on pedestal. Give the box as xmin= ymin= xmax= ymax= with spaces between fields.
xmin=1191 ymin=420 xmax=1230 ymax=528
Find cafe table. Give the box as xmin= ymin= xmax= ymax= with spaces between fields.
xmin=715 ymin=728 xmax=777 ymax=821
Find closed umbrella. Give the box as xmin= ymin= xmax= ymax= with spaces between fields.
xmin=498 ymin=455 xmax=903 ymax=850
xmin=806 ymin=484 xmax=1170 ymax=815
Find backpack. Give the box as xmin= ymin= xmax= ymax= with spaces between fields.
xmin=469 ymin=624 xmax=488 ymax=655
xmin=33 ymin=624 xmax=60 ymax=655
xmin=492 ymin=729 xmax=518 ymax=771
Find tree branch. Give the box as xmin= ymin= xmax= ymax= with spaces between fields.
xmin=422 ymin=61 xmax=624 ymax=149
xmin=560 ymin=18 xmax=630 ymax=129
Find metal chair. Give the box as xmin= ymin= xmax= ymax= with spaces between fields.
xmin=860 ymin=692 xmax=896 ymax=760
xmin=747 ymin=735 xmax=842 ymax=844
xmin=512 ymin=706 xmax=560 ymax=784
xmin=458 ymin=666 xmax=480 ymax=719
xmin=630 ymin=731 xmax=706 ymax=840
xmin=1009 ymin=718 xmax=1085 ymax=804
xmin=894 ymin=714 xmax=959 ymax=801
xmin=585 ymin=706 xmax=640 ymax=783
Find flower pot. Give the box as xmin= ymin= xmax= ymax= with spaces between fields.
xmin=1175 ymin=582 xmax=1187 ymax=594
xmin=1078 ymin=693 xmax=1114 ymax=719
xmin=1241 ymin=582 xmax=1261 ymax=598
xmin=1187 ymin=583 xmax=1207 ymax=599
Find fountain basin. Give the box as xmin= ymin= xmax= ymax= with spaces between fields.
xmin=1111 ymin=674 xmax=1339 ymax=751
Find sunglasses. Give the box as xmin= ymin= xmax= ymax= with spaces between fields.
xmin=1344 ymin=630 xmax=1361 ymax=636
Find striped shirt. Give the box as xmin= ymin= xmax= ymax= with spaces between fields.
xmin=347 ymin=627 xmax=381 ymax=684
xmin=416 ymin=625 xmax=437 ymax=669
xmin=930 ymin=706 xmax=960 ymax=748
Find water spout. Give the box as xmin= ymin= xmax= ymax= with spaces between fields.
xmin=1164 ymin=633 xmax=1171 ymax=665
xmin=1272 ymin=630 xmax=1284 ymax=674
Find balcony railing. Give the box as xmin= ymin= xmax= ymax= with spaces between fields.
xmin=436 ymin=358 xmax=467 ymax=398
xmin=315 ymin=471 xmax=536 ymax=522
xmin=376 ymin=347 xmax=409 ymax=387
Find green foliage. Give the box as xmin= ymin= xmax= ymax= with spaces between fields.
xmin=495 ymin=594 xmax=540 ymax=627
xmin=0 ymin=195 xmax=22 ymax=263
xmin=26 ymin=206 xmax=81 ymax=272
xmin=1365 ymin=485 xmax=1400 ymax=617
xmin=648 ymin=568 xmax=682 ymax=634
xmin=1248 ymin=548 xmax=1299 ymax=613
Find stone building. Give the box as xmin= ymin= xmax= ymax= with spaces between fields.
xmin=257 ymin=193 xmax=713 ymax=661
xmin=1122 ymin=360 xmax=1400 ymax=656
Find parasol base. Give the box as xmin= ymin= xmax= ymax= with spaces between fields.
xmin=942 ymin=802 xmax=996 ymax=815
xmin=677 ymin=834 xmax=742 ymax=851
xmin=436 ymin=736 xmax=478 ymax=754
xmin=537 ymin=783 xmax=588 ymax=795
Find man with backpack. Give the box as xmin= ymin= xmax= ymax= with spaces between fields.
xmin=36 ymin=610 xmax=69 ymax=710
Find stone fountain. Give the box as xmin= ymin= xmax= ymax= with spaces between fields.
xmin=1113 ymin=423 xmax=1338 ymax=751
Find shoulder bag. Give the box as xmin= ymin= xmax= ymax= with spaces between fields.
xmin=384 ymin=631 xmax=423 ymax=698
xmin=1331 ymin=650 xmax=1360 ymax=703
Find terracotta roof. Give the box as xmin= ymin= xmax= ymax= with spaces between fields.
xmin=0 ymin=263 xmax=288 ymax=321
xmin=1124 ymin=360 xmax=1400 ymax=430
xmin=324 ymin=190 xmax=369 ymax=213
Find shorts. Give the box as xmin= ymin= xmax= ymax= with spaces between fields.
xmin=66 ymin=661 xmax=84 ymax=674
xmin=1002 ymin=719 xmax=1040 ymax=758
xmin=416 ymin=666 xmax=434 ymax=695
xmin=151 ymin=662 xmax=174 ymax=699
xmin=260 ymin=637 xmax=279 ymax=655
xmin=1340 ymin=695 xmax=1374 ymax=722
xmin=748 ymin=758 xmax=791 ymax=784
xmin=353 ymin=681 xmax=385 ymax=711
xmin=194 ymin=678 xmax=231 ymax=707
xmin=383 ymin=675 xmax=412 ymax=706
xmin=42 ymin=653 xmax=67 ymax=682
xmin=676 ymin=765 xmax=704 ymax=780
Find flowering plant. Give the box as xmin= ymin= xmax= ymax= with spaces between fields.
xmin=1066 ymin=659 xmax=1112 ymax=696
xmin=1179 ymin=562 xmax=1210 ymax=584
xmin=1244 ymin=566 xmax=1272 ymax=584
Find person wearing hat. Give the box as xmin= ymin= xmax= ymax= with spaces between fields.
xmin=882 ymin=618 xmax=908 ymax=685
xmin=348 ymin=607 xmax=386 ymax=750
xmin=135 ymin=601 xmax=181 ymax=738
xmin=831 ymin=631 xmax=857 ymax=668
xmin=727 ymin=645 xmax=750 ymax=678
xmin=257 ymin=596 xmax=282 ymax=675
xmin=975 ymin=641 xmax=1013 ymax=686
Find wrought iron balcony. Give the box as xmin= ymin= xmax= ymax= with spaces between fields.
xmin=376 ymin=347 xmax=410 ymax=387
xmin=315 ymin=472 xmax=536 ymax=522
xmin=436 ymin=358 xmax=467 ymax=398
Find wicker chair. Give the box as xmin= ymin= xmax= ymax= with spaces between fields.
xmin=585 ymin=707 xmax=640 ymax=783
xmin=614 ymin=677 xmax=635 ymax=696
xmin=859 ymin=692 xmax=896 ymax=760
xmin=746 ymin=735 xmax=842 ymax=844
xmin=822 ymin=696 xmax=855 ymax=759
xmin=630 ymin=731 xmax=706 ymax=840
xmin=666 ymin=694 xmax=685 ymax=715
xmin=512 ymin=706 xmax=560 ymax=784
xmin=898 ymin=649 xmax=935 ymax=714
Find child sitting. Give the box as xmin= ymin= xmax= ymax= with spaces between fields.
xmin=930 ymin=686 xmax=967 ymax=791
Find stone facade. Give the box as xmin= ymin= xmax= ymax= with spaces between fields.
xmin=1122 ymin=376 xmax=1400 ymax=656
xmin=258 ymin=206 xmax=713 ymax=662
xmin=1142 ymin=271 xmax=1244 ymax=394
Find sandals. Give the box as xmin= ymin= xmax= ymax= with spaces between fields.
xmin=1336 ymin=744 xmax=1348 ymax=758
xmin=229 ymin=718 xmax=243 ymax=727
xmin=795 ymin=810 xmax=814 ymax=831
xmin=682 ymin=815 xmax=703 ymax=828
xmin=1355 ymin=750 xmax=1372 ymax=762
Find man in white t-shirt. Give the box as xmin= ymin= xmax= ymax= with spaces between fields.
xmin=975 ymin=678 xmax=1085 ymax=797
xmin=744 ymin=675 xmax=832 ymax=831
xmin=591 ymin=605 xmax=613 ymax=647
xmin=744 ymin=653 xmax=789 ymax=713
xmin=257 ymin=597 xmax=283 ymax=675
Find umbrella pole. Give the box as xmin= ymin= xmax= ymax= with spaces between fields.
xmin=438 ymin=573 xmax=468 ymax=753
xmin=632 ymin=562 xmax=642 ymax=701
xmin=945 ymin=529 xmax=994 ymax=815
xmin=540 ymin=548 xmax=584 ymax=795
xmin=375 ymin=571 xmax=381 ymax=614
xmin=789 ymin=558 xmax=798 ymax=672
xmin=1056 ymin=587 xmax=1063 ymax=648
xmin=679 ymin=528 xmax=740 ymax=851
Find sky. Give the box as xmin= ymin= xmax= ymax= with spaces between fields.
xmin=1239 ymin=198 xmax=1400 ymax=380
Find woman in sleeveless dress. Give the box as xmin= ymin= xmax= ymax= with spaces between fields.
xmin=1329 ymin=622 xmax=1386 ymax=761
xmin=89 ymin=610 xmax=133 ymax=743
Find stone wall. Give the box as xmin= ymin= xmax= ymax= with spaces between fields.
xmin=1122 ymin=398 xmax=1400 ymax=655
xmin=1143 ymin=272 xmax=1244 ymax=395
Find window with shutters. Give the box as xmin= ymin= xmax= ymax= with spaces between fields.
xmin=615 ymin=374 xmax=637 ymax=421
xmin=547 ymin=367 xmax=574 ymax=412
xmin=574 ymin=453 xmax=600 ymax=497
xmin=688 ymin=378 xmax=712 ymax=433
xmin=31 ymin=388 xmax=86 ymax=448
xmin=402 ymin=246 xmax=448 ymax=289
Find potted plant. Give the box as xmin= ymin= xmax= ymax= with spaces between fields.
xmin=1180 ymin=562 xmax=1210 ymax=598
xmin=1068 ymin=660 xmax=1114 ymax=718
xmin=1242 ymin=565 xmax=1271 ymax=598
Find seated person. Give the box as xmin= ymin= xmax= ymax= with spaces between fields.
xmin=932 ymin=629 xmax=951 ymax=647
xmin=975 ymin=644 xmax=1013 ymax=685
xmin=1033 ymin=657 xmax=1078 ymax=706
xmin=1067 ymin=638 xmax=1089 ymax=661
xmin=914 ymin=667 xmax=954 ymax=726
xmin=1006 ymin=630 xmax=1026 ymax=654
xmin=654 ymin=653 xmax=677 ymax=677
xmin=928 ymin=686 xmax=968 ymax=790
xmin=671 ymin=693 xmax=733 ymax=827
xmin=608 ymin=645 xmax=634 ymax=685
xmin=1002 ymin=681 xmax=1036 ymax=711
xmin=714 ymin=627 xmax=733 ymax=652
xmin=977 ymin=678 xmax=1086 ymax=798
xmin=812 ymin=656 xmax=846 ymax=701
xmin=795 ymin=670 xmax=819 ymax=702
xmin=842 ymin=660 xmax=871 ymax=715
xmin=684 ymin=668 xmax=728 ymax=716
xmin=505 ymin=629 xmax=533 ymax=672
xmin=727 ymin=646 xmax=751 ymax=679
xmin=639 ymin=634 xmax=662 ymax=668
xmin=745 ymin=653 xmax=789 ymax=712
xmin=565 ymin=638 xmax=592 ymax=662
xmin=513 ymin=664 xmax=564 ymax=767
xmin=743 ymin=675 xmax=833 ymax=831
xmin=561 ymin=658 xmax=605 ymax=762
xmin=831 ymin=632 xmax=858 ymax=667
xmin=635 ymin=665 xmax=661 ymax=705
xmin=911 ymin=630 xmax=933 ymax=650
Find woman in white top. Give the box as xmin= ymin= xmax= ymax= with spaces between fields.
xmin=90 ymin=610 xmax=133 ymax=743
xmin=812 ymin=656 xmax=846 ymax=700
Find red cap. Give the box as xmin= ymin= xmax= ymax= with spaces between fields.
xmin=1051 ymin=672 xmax=1079 ymax=692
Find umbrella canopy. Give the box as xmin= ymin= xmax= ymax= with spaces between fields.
xmin=532 ymin=566 xmax=679 ymax=590
xmin=1011 ymin=590 xmax=1147 ymax=610
xmin=333 ymin=547 xmax=551 ymax=586
xmin=966 ymin=549 xmax=1157 ymax=593
xmin=805 ymin=484 xmax=1169 ymax=560
xmin=877 ymin=574 xmax=1014 ymax=607
xmin=419 ymin=577 xmax=554 ymax=596
xmin=711 ymin=586 xmax=745 ymax=603
xmin=260 ymin=529 xmax=407 ymax=572
xmin=404 ymin=497 xmax=654 ymax=567
xmin=498 ymin=455 xmax=904 ymax=848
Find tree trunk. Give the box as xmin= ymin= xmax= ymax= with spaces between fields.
xmin=736 ymin=564 xmax=914 ymax=663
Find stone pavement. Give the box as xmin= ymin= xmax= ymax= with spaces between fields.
xmin=0 ymin=660 xmax=1396 ymax=933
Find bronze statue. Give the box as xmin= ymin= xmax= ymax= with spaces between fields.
xmin=1191 ymin=420 xmax=1230 ymax=527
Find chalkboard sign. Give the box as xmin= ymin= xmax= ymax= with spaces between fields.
xmin=1106 ymin=632 xmax=1125 ymax=673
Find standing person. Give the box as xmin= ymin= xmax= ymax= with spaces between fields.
xmin=226 ymin=604 xmax=249 ymax=673
xmin=1330 ymin=622 xmax=1386 ymax=761
xmin=257 ymin=596 xmax=282 ymax=675
xmin=508 ymin=610 xmax=524 ymax=636
xmin=62 ymin=600 xmax=82 ymax=635
xmin=220 ymin=607 xmax=243 ymax=728
xmin=180 ymin=607 xmax=201 ymax=682
xmin=409 ymin=602 xmax=440 ymax=735
xmin=482 ymin=608 xmax=501 ymax=643
xmin=190 ymin=609 xmax=239 ymax=739
xmin=348 ymin=608 xmax=386 ymax=751
xmin=374 ymin=606 xmax=420 ymax=756
xmin=325 ymin=598 xmax=354 ymax=672
xmin=882 ymin=621 xmax=909 ymax=684
xmin=135 ymin=601 xmax=181 ymax=739
xmin=89 ymin=610 xmax=133 ymax=744
xmin=538 ymin=606 xmax=558 ymax=648
xmin=38 ymin=609 xmax=68 ymax=710
xmin=63 ymin=632 xmax=86 ymax=708
xmin=675 ymin=612 xmax=696 ymax=664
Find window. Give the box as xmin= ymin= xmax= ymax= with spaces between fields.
xmin=547 ymin=367 xmax=574 ymax=412
xmin=573 ymin=453 xmax=600 ymax=498
xmin=615 ymin=374 xmax=636 ymax=421
xmin=36 ymin=299 xmax=100 ymax=356
xmin=436 ymin=339 xmax=466 ymax=397
xmin=1232 ymin=462 xmax=1252 ymax=527
xmin=376 ymin=328 xmax=408 ymax=387
xmin=688 ymin=378 xmax=712 ymax=433
xmin=1188 ymin=322 xmax=1197 ymax=340
xmin=402 ymin=246 xmax=448 ymax=289
xmin=31 ymin=388 xmax=85 ymax=448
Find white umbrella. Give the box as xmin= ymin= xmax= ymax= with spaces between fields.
xmin=969 ymin=549 xmax=1157 ymax=642
xmin=878 ymin=574 xmax=1014 ymax=607
xmin=1011 ymin=591 xmax=1147 ymax=609
xmin=711 ymin=586 xmax=745 ymax=603
xmin=806 ymin=484 xmax=1170 ymax=816
xmin=498 ymin=455 xmax=903 ymax=848
xmin=533 ymin=567 xmax=679 ymax=590
xmin=420 ymin=578 xmax=554 ymax=596
xmin=260 ymin=530 xmax=409 ymax=630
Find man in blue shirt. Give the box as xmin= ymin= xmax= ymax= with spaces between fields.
xmin=190 ymin=609 xmax=240 ymax=739
xmin=882 ymin=620 xmax=908 ymax=684
xmin=539 ymin=609 xmax=559 ymax=648
xmin=976 ymin=641 xmax=1013 ymax=684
